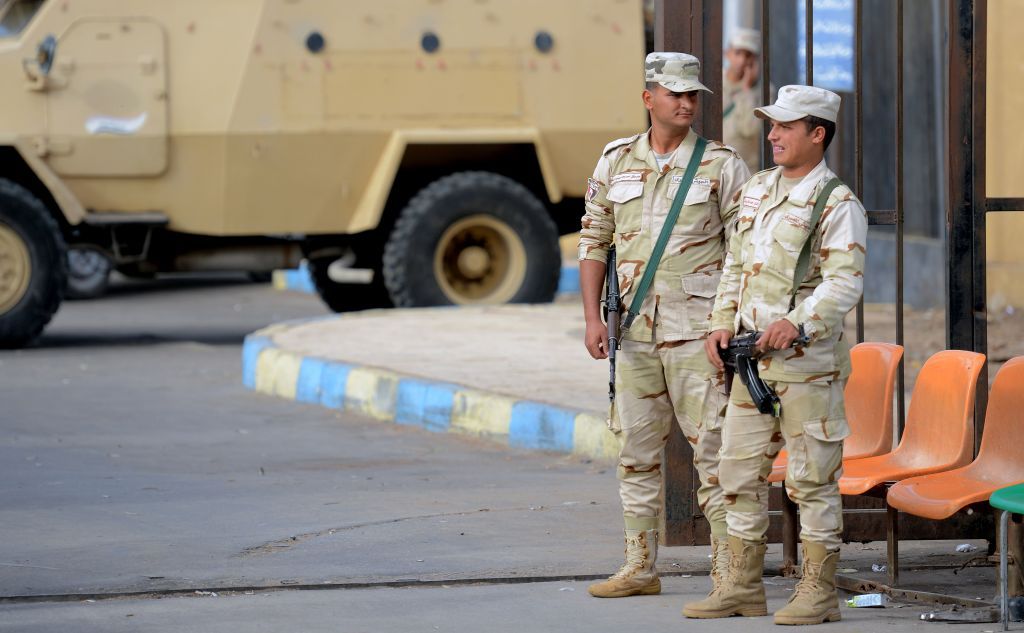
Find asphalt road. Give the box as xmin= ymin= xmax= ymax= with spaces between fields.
xmin=0 ymin=277 xmax=995 ymax=631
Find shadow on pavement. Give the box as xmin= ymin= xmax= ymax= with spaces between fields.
xmin=33 ymin=331 xmax=247 ymax=349
xmin=97 ymin=274 xmax=258 ymax=299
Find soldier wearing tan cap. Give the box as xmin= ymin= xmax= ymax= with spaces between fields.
xmin=578 ymin=53 xmax=750 ymax=599
xmin=723 ymin=28 xmax=763 ymax=171
xmin=683 ymin=85 xmax=867 ymax=625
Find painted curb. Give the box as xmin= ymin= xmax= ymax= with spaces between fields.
xmin=557 ymin=265 xmax=580 ymax=293
xmin=241 ymin=324 xmax=619 ymax=462
xmin=271 ymin=261 xmax=316 ymax=294
xmin=273 ymin=264 xmax=580 ymax=295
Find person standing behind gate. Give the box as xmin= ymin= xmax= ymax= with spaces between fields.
xmin=682 ymin=85 xmax=867 ymax=625
xmin=723 ymin=28 xmax=763 ymax=172
xmin=578 ymin=52 xmax=750 ymax=600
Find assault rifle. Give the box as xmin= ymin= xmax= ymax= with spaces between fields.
xmin=720 ymin=329 xmax=809 ymax=417
xmin=604 ymin=247 xmax=620 ymax=402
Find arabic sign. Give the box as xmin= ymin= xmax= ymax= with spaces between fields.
xmin=798 ymin=0 xmax=855 ymax=92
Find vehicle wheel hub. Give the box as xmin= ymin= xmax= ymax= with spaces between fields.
xmin=68 ymin=248 xmax=107 ymax=280
xmin=434 ymin=214 xmax=527 ymax=304
xmin=456 ymin=246 xmax=491 ymax=280
xmin=0 ymin=224 xmax=31 ymax=314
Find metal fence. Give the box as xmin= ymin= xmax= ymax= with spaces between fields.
xmin=655 ymin=0 xmax=992 ymax=551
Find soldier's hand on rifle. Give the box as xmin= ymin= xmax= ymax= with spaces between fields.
xmin=705 ymin=329 xmax=732 ymax=369
xmin=757 ymin=319 xmax=800 ymax=354
xmin=585 ymin=319 xmax=609 ymax=360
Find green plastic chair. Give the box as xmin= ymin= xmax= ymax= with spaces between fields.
xmin=992 ymin=483 xmax=1024 ymax=631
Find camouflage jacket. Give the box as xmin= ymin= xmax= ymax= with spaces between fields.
xmin=579 ymin=130 xmax=750 ymax=343
xmin=710 ymin=159 xmax=868 ymax=382
xmin=722 ymin=72 xmax=761 ymax=172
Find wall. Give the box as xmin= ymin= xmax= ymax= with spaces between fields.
xmin=986 ymin=1 xmax=1024 ymax=310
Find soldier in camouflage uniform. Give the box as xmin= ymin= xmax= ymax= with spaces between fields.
xmin=578 ymin=52 xmax=750 ymax=599
xmin=682 ymin=85 xmax=867 ymax=625
xmin=722 ymin=28 xmax=763 ymax=172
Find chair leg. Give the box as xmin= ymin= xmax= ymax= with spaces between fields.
xmin=886 ymin=502 xmax=899 ymax=587
xmin=1002 ymin=509 xmax=1010 ymax=632
xmin=781 ymin=489 xmax=799 ymax=576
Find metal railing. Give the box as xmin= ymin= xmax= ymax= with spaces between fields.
xmin=655 ymin=0 xmax=992 ymax=548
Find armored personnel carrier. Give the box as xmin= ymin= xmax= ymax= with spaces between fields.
xmin=0 ymin=0 xmax=645 ymax=347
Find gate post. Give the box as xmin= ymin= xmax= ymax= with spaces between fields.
xmin=946 ymin=0 xmax=988 ymax=448
xmin=654 ymin=0 xmax=723 ymax=546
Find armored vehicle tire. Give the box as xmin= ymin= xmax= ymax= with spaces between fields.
xmin=382 ymin=171 xmax=560 ymax=307
xmin=66 ymin=247 xmax=112 ymax=300
xmin=0 ymin=180 xmax=67 ymax=349
xmin=307 ymin=256 xmax=394 ymax=313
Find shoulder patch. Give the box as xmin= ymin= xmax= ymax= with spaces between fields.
xmin=705 ymin=141 xmax=743 ymax=161
xmin=825 ymin=181 xmax=856 ymax=202
xmin=833 ymin=186 xmax=864 ymax=209
xmin=751 ymin=166 xmax=779 ymax=180
xmin=602 ymin=133 xmax=642 ymax=156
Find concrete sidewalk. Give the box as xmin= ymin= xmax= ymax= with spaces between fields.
xmin=242 ymin=296 xmax=621 ymax=461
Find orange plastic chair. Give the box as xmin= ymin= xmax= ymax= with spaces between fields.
xmin=839 ymin=349 xmax=986 ymax=585
xmin=768 ymin=342 xmax=904 ymax=484
xmin=840 ymin=350 xmax=986 ymax=495
xmin=770 ymin=342 xmax=903 ymax=573
xmin=888 ymin=356 xmax=1024 ymax=520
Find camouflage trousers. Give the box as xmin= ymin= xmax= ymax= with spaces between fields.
xmin=719 ymin=379 xmax=850 ymax=549
xmin=611 ymin=338 xmax=728 ymax=535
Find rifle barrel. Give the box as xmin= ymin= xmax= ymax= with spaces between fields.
xmin=606 ymin=247 xmax=619 ymax=402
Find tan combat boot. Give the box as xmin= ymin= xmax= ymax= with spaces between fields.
xmin=682 ymin=536 xmax=768 ymax=618
xmin=710 ymin=534 xmax=732 ymax=592
xmin=588 ymin=528 xmax=661 ymax=598
xmin=773 ymin=541 xmax=842 ymax=625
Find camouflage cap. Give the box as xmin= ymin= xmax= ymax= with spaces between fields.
xmin=754 ymin=84 xmax=841 ymax=123
xmin=728 ymin=28 xmax=761 ymax=55
xmin=644 ymin=52 xmax=711 ymax=94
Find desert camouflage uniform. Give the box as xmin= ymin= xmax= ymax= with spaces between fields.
xmin=709 ymin=159 xmax=867 ymax=550
xmin=722 ymin=72 xmax=762 ymax=172
xmin=579 ymin=130 xmax=750 ymax=535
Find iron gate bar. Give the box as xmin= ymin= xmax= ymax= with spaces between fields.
xmin=986 ymin=198 xmax=1024 ymax=212
xmin=854 ymin=0 xmax=865 ymax=343
xmin=895 ymin=0 xmax=906 ymax=439
xmin=760 ymin=0 xmax=771 ymax=171
xmin=868 ymin=211 xmax=898 ymax=225
xmin=786 ymin=0 xmax=817 ymax=574
xmin=805 ymin=0 xmax=814 ymax=85
xmin=972 ymin=0 xmax=989 ymax=454
xmin=655 ymin=0 xmax=724 ymax=547
xmin=946 ymin=0 xmax=988 ymax=452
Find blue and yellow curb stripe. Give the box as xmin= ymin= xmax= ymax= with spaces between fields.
xmin=271 ymin=261 xmax=317 ymax=294
xmin=242 ymin=328 xmax=618 ymax=461
xmin=273 ymin=263 xmax=581 ymax=295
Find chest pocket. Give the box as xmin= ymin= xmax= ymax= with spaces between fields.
xmin=771 ymin=211 xmax=813 ymax=254
xmin=767 ymin=210 xmax=816 ymax=287
xmin=665 ymin=179 xmax=713 ymax=234
xmin=607 ymin=181 xmax=644 ymax=233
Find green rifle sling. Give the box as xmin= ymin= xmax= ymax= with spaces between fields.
xmin=622 ymin=135 xmax=708 ymax=330
xmin=790 ymin=177 xmax=843 ymax=305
